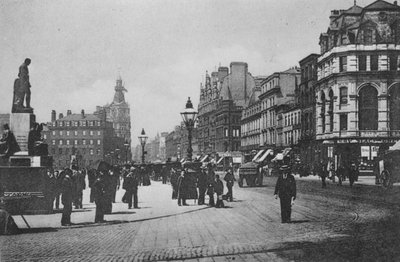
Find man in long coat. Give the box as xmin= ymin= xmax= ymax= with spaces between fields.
xmin=197 ymin=168 xmax=208 ymax=205
xmin=214 ymin=175 xmax=224 ymax=208
xmin=274 ymin=165 xmax=296 ymax=223
xmin=93 ymin=171 xmax=107 ymax=223
xmin=177 ymin=171 xmax=188 ymax=206
xmin=123 ymin=167 xmax=139 ymax=209
xmin=224 ymin=169 xmax=235 ymax=202
xmin=61 ymin=169 xmax=74 ymax=226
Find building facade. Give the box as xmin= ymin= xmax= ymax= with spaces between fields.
xmin=44 ymin=109 xmax=125 ymax=170
xmin=197 ymin=62 xmax=257 ymax=155
xmin=96 ymin=77 xmax=131 ymax=161
xmin=259 ymin=67 xmax=301 ymax=151
xmin=316 ymin=0 xmax=400 ymax=167
xmin=298 ymin=54 xmax=319 ymax=164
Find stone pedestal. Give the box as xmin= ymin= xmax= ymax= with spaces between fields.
xmin=9 ymin=113 xmax=35 ymax=152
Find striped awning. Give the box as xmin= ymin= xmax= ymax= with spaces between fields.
xmin=252 ymin=150 xmax=264 ymax=162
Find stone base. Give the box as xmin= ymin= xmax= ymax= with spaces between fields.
xmin=10 ymin=113 xmax=35 ymax=152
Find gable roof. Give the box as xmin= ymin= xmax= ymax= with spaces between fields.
xmin=59 ymin=114 xmax=101 ymax=121
xmin=364 ymin=0 xmax=399 ymax=10
xmin=344 ymin=5 xmax=363 ymax=14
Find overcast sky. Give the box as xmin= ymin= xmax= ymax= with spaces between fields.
xmin=0 ymin=0 xmax=373 ymax=145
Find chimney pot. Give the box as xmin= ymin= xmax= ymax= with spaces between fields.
xmin=81 ymin=109 xmax=85 ymax=118
xmin=59 ymin=113 xmax=64 ymax=119
xmin=67 ymin=110 xmax=72 ymax=116
xmin=395 ymin=1 xmax=398 ymax=5
xmin=51 ymin=110 xmax=56 ymax=122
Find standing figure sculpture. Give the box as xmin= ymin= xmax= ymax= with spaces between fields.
xmin=12 ymin=58 xmax=33 ymax=113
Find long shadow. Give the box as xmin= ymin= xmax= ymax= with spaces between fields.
xmin=18 ymin=227 xmax=58 ymax=234
xmin=110 ymin=211 xmax=136 ymax=215
xmin=289 ymin=220 xmax=310 ymax=224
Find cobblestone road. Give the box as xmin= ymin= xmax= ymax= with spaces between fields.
xmin=1 ymin=176 xmax=400 ymax=261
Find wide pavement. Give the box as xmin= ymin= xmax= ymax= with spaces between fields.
xmin=1 ymin=175 xmax=400 ymax=261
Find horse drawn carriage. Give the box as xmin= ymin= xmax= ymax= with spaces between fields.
xmin=378 ymin=141 xmax=400 ymax=189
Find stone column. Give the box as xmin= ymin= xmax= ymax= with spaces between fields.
xmin=10 ymin=113 xmax=35 ymax=153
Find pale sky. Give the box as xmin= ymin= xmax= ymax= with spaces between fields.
xmin=0 ymin=0 xmax=373 ymax=145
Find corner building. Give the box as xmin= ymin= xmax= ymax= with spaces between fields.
xmin=316 ymin=0 xmax=400 ymax=167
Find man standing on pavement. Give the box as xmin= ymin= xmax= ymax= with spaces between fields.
xmin=224 ymin=169 xmax=235 ymax=202
xmin=123 ymin=167 xmax=139 ymax=209
xmin=177 ymin=170 xmax=188 ymax=206
xmin=197 ymin=167 xmax=208 ymax=205
xmin=93 ymin=171 xmax=107 ymax=223
xmin=170 ymin=168 xmax=179 ymax=199
xmin=214 ymin=174 xmax=224 ymax=208
xmin=61 ymin=168 xmax=74 ymax=226
xmin=274 ymin=165 xmax=296 ymax=223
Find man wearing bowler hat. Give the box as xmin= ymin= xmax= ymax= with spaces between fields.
xmin=274 ymin=165 xmax=296 ymax=223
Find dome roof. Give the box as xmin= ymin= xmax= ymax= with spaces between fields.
xmin=219 ymin=84 xmax=232 ymax=100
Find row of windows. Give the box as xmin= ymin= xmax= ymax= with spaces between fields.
xmin=52 ymin=139 xmax=101 ymax=146
xmin=284 ymin=111 xmax=301 ymax=127
xmin=51 ymin=130 xmax=101 ymax=136
xmin=53 ymin=120 xmax=101 ymax=127
xmin=51 ymin=148 xmax=101 ymax=155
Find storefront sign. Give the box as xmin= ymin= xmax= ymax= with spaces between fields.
xmin=336 ymin=138 xmax=398 ymax=144
xmin=3 ymin=192 xmax=44 ymax=200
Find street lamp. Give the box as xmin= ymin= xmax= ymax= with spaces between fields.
xmin=124 ymin=140 xmax=130 ymax=164
xmin=180 ymin=97 xmax=198 ymax=161
xmin=138 ymin=128 xmax=148 ymax=164
xmin=115 ymin=148 xmax=120 ymax=165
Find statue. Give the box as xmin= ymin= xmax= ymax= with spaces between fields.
xmin=12 ymin=58 xmax=33 ymax=113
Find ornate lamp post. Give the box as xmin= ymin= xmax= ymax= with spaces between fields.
xmin=115 ymin=148 xmax=120 ymax=165
xmin=180 ymin=97 xmax=198 ymax=161
xmin=138 ymin=128 xmax=148 ymax=164
xmin=124 ymin=140 xmax=130 ymax=164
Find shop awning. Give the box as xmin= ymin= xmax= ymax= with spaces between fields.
xmin=200 ymin=155 xmax=209 ymax=162
xmin=217 ymin=157 xmax=224 ymax=164
xmin=256 ymin=149 xmax=273 ymax=162
xmin=389 ymin=140 xmax=400 ymax=151
xmin=252 ymin=150 xmax=265 ymax=162
xmin=282 ymin=148 xmax=292 ymax=156
xmin=272 ymin=153 xmax=284 ymax=162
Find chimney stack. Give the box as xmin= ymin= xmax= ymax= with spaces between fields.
xmin=81 ymin=109 xmax=85 ymax=118
xmin=67 ymin=110 xmax=72 ymax=116
xmin=51 ymin=110 xmax=56 ymax=122
xmin=395 ymin=1 xmax=398 ymax=6
xmin=59 ymin=113 xmax=64 ymax=119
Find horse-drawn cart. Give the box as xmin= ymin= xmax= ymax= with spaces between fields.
xmin=378 ymin=141 xmax=400 ymax=189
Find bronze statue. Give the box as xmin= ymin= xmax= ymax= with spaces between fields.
xmin=12 ymin=58 xmax=33 ymax=113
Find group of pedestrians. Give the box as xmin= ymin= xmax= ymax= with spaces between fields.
xmin=170 ymin=163 xmax=236 ymax=208
xmin=315 ymin=160 xmax=359 ymax=188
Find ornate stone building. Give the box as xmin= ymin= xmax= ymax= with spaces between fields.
xmin=197 ymin=62 xmax=257 ymax=154
xmin=316 ymin=0 xmax=400 ymax=167
xmin=96 ymin=76 xmax=131 ymax=160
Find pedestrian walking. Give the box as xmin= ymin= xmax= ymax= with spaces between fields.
xmin=349 ymin=162 xmax=358 ymax=187
xmin=224 ymin=169 xmax=235 ymax=202
xmin=274 ymin=165 xmax=296 ymax=223
xmin=317 ymin=161 xmax=327 ymax=188
xmin=170 ymin=168 xmax=179 ymax=199
xmin=215 ymin=174 xmax=225 ymax=208
xmin=177 ymin=170 xmax=188 ymax=206
xmin=87 ymin=169 xmax=96 ymax=203
xmin=93 ymin=171 xmax=107 ymax=223
xmin=61 ymin=168 xmax=73 ymax=226
xmin=123 ymin=167 xmax=139 ymax=209
xmin=197 ymin=168 xmax=208 ymax=205
xmin=72 ymin=167 xmax=85 ymax=209
xmin=53 ymin=170 xmax=62 ymax=209
xmin=161 ymin=165 xmax=168 ymax=184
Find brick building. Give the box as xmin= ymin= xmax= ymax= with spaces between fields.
xmin=197 ymin=62 xmax=257 ymax=155
xmin=44 ymin=109 xmax=125 ymax=170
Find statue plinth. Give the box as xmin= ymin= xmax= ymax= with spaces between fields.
xmin=10 ymin=113 xmax=35 ymax=152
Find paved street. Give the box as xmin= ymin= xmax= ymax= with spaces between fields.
xmin=1 ymin=176 xmax=400 ymax=261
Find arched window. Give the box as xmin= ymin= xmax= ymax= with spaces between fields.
xmin=359 ymin=85 xmax=378 ymax=130
xmin=389 ymin=84 xmax=400 ymax=130
xmin=321 ymin=91 xmax=326 ymax=133
xmin=329 ymin=90 xmax=334 ymax=132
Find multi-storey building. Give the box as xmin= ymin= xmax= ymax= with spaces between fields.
xmin=315 ymin=0 xmax=400 ymax=167
xmin=44 ymin=109 xmax=125 ymax=170
xmin=240 ymin=77 xmax=265 ymax=154
xmin=259 ymin=67 xmax=301 ymax=151
xmin=298 ymin=54 xmax=319 ymax=164
xmin=96 ymin=77 xmax=131 ymax=160
xmin=197 ymin=62 xmax=257 ymax=154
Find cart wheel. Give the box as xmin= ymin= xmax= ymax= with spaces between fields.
xmin=381 ymin=170 xmax=392 ymax=189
